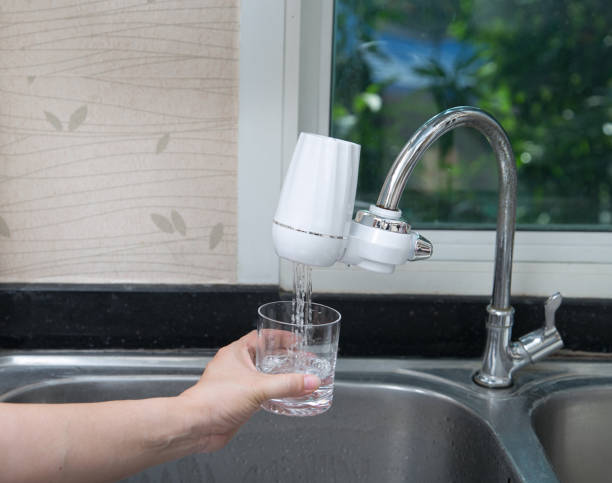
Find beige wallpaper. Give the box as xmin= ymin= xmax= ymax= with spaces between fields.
xmin=0 ymin=0 xmax=238 ymax=283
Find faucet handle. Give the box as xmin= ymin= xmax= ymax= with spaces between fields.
xmin=517 ymin=292 xmax=564 ymax=363
xmin=544 ymin=292 xmax=562 ymax=332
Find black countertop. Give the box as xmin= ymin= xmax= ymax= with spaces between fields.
xmin=1 ymin=284 xmax=610 ymax=357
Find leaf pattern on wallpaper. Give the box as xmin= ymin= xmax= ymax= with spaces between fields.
xmin=44 ymin=111 xmax=62 ymax=131
xmin=209 ymin=222 xmax=224 ymax=250
xmin=156 ymin=133 xmax=170 ymax=154
xmin=171 ymin=209 xmax=186 ymax=236
xmin=68 ymin=105 xmax=88 ymax=131
xmin=2 ymin=0 xmax=239 ymax=284
xmin=150 ymin=213 xmax=175 ymax=233
xmin=0 ymin=216 xmax=10 ymax=238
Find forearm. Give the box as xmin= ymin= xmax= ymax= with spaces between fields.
xmin=0 ymin=331 xmax=315 ymax=482
xmin=0 ymin=397 xmax=204 ymax=483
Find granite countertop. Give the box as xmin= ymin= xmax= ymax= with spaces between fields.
xmin=1 ymin=284 xmax=610 ymax=357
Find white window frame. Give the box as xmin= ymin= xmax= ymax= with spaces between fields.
xmin=238 ymin=0 xmax=612 ymax=298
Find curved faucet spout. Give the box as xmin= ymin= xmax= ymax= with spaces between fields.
xmin=376 ymin=106 xmax=517 ymax=310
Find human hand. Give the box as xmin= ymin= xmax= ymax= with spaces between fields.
xmin=177 ymin=330 xmax=320 ymax=452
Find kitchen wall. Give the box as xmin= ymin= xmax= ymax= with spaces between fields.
xmin=0 ymin=0 xmax=238 ymax=284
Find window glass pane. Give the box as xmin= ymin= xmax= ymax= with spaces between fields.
xmin=331 ymin=0 xmax=612 ymax=230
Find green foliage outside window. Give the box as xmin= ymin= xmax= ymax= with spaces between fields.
xmin=331 ymin=0 xmax=612 ymax=229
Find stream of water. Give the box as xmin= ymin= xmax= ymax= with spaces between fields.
xmin=292 ymin=262 xmax=312 ymax=326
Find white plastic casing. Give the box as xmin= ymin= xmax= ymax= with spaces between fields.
xmin=341 ymin=221 xmax=418 ymax=274
xmin=273 ymin=133 xmax=360 ymax=266
xmin=339 ymin=205 xmax=432 ymax=273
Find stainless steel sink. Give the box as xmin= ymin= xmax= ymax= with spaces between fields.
xmin=1 ymin=376 xmax=516 ymax=482
xmin=532 ymin=378 xmax=612 ymax=483
xmin=3 ymin=352 xmax=609 ymax=483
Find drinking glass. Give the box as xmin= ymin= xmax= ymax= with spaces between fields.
xmin=256 ymin=301 xmax=341 ymax=416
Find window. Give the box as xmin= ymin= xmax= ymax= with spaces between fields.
xmin=331 ymin=0 xmax=612 ymax=230
xmin=239 ymin=0 xmax=612 ymax=298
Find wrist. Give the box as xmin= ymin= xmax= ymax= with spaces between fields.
xmin=141 ymin=396 xmax=208 ymax=459
xmin=174 ymin=392 xmax=213 ymax=454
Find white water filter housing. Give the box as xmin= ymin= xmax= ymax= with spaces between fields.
xmin=273 ymin=133 xmax=360 ymax=266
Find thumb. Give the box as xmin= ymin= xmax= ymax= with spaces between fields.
xmin=258 ymin=373 xmax=320 ymax=402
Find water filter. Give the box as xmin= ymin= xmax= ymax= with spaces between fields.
xmin=273 ymin=132 xmax=432 ymax=272
xmin=272 ymin=133 xmax=360 ymax=266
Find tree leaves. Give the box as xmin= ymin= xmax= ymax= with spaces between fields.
xmin=44 ymin=111 xmax=62 ymax=131
xmin=0 ymin=216 xmax=10 ymax=238
xmin=156 ymin=133 xmax=170 ymax=154
xmin=68 ymin=105 xmax=87 ymax=131
xmin=209 ymin=222 xmax=224 ymax=250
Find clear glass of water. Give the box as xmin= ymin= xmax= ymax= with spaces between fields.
xmin=256 ymin=301 xmax=341 ymax=416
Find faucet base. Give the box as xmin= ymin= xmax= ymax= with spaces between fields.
xmin=475 ymin=305 xmax=518 ymax=388
xmin=473 ymin=371 xmax=513 ymax=388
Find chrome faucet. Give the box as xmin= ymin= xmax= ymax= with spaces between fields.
xmin=375 ymin=106 xmax=564 ymax=388
xmin=272 ymin=107 xmax=563 ymax=388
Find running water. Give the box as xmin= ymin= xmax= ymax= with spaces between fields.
xmin=290 ymin=262 xmax=312 ymax=362
xmin=258 ymin=262 xmax=337 ymax=415
xmin=292 ymin=262 xmax=312 ymax=326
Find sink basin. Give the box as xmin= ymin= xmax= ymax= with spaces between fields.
xmin=1 ymin=352 xmax=575 ymax=482
xmin=1 ymin=373 xmax=518 ymax=482
xmin=532 ymin=384 xmax=612 ymax=483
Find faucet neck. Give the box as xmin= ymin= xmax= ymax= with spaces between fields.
xmin=376 ymin=106 xmax=517 ymax=309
